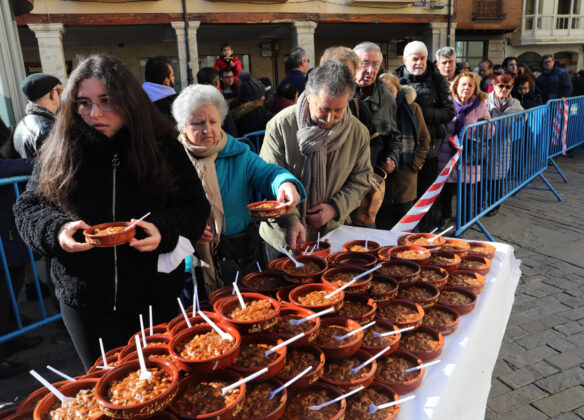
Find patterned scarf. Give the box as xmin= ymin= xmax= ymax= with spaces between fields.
xmin=454 ymin=95 xmax=481 ymax=136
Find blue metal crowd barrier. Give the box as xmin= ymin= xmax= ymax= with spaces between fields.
xmin=0 ymin=175 xmax=62 ymax=345
xmin=242 ymin=130 xmax=265 ymax=154
xmin=455 ymin=104 xmax=561 ymax=241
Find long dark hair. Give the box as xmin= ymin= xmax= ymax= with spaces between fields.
xmin=38 ymin=55 xmax=177 ymax=211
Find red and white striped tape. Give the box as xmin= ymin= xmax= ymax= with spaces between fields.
xmin=562 ymin=98 xmax=568 ymax=156
xmin=391 ymin=136 xmax=463 ymax=233
xmin=552 ymin=98 xmax=569 ymax=155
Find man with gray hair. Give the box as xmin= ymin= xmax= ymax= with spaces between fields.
xmin=395 ymin=40 xmax=455 ymax=231
xmin=435 ymin=46 xmax=458 ymax=84
xmin=279 ymin=47 xmax=310 ymax=94
xmin=260 ymin=60 xmax=372 ymax=252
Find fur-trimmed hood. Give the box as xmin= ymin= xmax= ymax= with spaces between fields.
xmin=231 ymin=98 xmax=264 ymax=121
xmin=401 ymin=85 xmax=417 ymax=105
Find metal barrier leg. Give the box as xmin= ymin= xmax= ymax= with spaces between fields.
xmin=548 ymin=158 xmax=568 ymax=183
xmin=475 ymin=220 xmax=495 ymax=242
xmin=538 ymin=174 xmax=563 ymax=201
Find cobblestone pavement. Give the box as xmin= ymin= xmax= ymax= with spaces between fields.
xmin=1 ymin=152 xmax=583 ymax=419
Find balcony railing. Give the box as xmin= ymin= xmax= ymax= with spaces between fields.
xmin=521 ymin=13 xmax=584 ymax=43
xmin=472 ymin=0 xmax=505 ymax=20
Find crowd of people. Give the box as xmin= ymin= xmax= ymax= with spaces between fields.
xmin=1 ymin=39 xmax=583 ymax=375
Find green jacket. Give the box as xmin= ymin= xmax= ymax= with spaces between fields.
xmin=258 ymin=105 xmax=372 ymax=249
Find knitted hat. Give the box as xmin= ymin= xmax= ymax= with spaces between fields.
xmin=238 ymin=71 xmax=265 ymax=101
xmin=20 ymin=73 xmax=62 ymax=101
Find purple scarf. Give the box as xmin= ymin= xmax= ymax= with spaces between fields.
xmin=454 ymin=95 xmax=481 ymax=136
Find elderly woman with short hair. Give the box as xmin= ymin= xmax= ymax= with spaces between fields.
xmin=172 ymin=85 xmax=305 ymax=294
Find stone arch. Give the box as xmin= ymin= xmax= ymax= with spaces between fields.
xmin=517 ymin=51 xmax=542 ymax=73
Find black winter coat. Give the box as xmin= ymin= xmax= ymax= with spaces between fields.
xmin=12 ymin=103 xmax=56 ymax=158
xmin=394 ymin=64 xmax=455 ymax=157
xmin=349 ymin=98 xmax=385 ymax=167
xmin=512 ymin=87 xmax=543 ymax=110
xmin=13 ymin=123 xmax=210 ymax=314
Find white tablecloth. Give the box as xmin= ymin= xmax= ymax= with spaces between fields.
xmin=323 ymin=226 xmax=522 ymax=420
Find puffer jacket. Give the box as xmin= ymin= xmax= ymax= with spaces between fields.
xmin=12 ymin=103 xmax=56 ymax=158
xmin=394 ymin=64 xmax=456 ymax=157
xmin=511 ymin=87 xmax=543 ymax=110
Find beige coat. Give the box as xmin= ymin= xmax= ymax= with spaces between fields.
xmin=259 ymin=105 xmax=372 ymax=249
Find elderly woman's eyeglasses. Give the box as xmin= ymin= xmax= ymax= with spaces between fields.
xmin=496 ymin=84 xmax=512 ymax=90
xmin=73 ymin=96 xmax=114 ymax=115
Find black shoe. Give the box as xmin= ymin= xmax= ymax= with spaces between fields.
xmin=25 ymin=281 xmax=51 ymax=301
xmin=486 ymin=206 xmax=500 ymax=217
xmin=2 ymin=335 xmax=43 ymax=357
xmin=0 ymin=361 xmax=28 ymax=379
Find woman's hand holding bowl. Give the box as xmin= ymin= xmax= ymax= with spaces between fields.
xmin=277 ymin=182 xmax=300 ymax=214
xmin=58 ymin=220 xmax=94 ymax=253
xmin=129 ymin=219 xmax=161 ymax=252
xmin=197 ymin=225 xmax=214 ymax=244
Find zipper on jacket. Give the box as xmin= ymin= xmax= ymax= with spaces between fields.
xmin=112 ymin=153 xmax=120 ymax=311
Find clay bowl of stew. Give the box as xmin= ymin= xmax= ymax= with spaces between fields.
xmin=169 ymin=323 xmax=241 ymax=374
xmin=4 ymin=408 xmax=34 ymax=420
xmin=428 ymin=251 xmax=461 ymax=274
xmin=268 ymin=304 xmax=320 ymax=347
xmin=336 ymin=294 xmax=377 ymax=325
xmin=397 ymin=234 xmax=408 ymax=246
xmin=230 ymin=333 xmax=286 ymax=382
xmin=34 ymin=378 xmax=105 ymax=420
xmin=398 ymin=325 xmax=444 ymax=362
xmin=83 ymin=221 xmax=135 ymax=247
xmin=467 ymin=241 xmax=496 ymax=259
xmin=367 ymin=274 xmax=399 ymax=303
xmin=216 ymin=292 xmax=281 ymax=334
xmin=361 ymin=319 xmax=401 ymax=354
xmin=168 ymin=369 xmax=246 ymax=420
xmin=168 ymin=312 xmax=226 ymax=337
xmin=120 ymin=344 xmax=177 ymax=366
xmin=342 ymin=239 xmax=381 ymax=255
xmin=404 ymin=233 xmax=445 ymax=250
xmin=235 ymin=378 xmax=288 ymax=420
xmin=129 ymin=324 xmax=169 ymax=341
xmin=267 ymin=257 xmax=289 ymax=271
xmin=88 ymin=352 xmax=122 ymax=374
xmin=17 ymin=380 xmax=68 ymax=412
xmin=441 ymin=238 xmax=470 ymax=258
xmin=95 ymin=358 xmax=179 ymax=420
xmin=118 ymin=335 xmax=171 ymax=361
xmin=281 ymin=255 xmax=328 ymax=284
xmin=389 ymin=245 xmax=431 ymax=267
xmin=333 ymin=251 xmax=378 ymax=269
xmin=459 ymin=255 xmax=492 ymax=276
xmin=247 ymin=200 xmax=286 ymax=220
xmin=375 ymin=299 xmax=424 ymax=330
xmin=376 ymin=245 xmax=394 ymax=262
xmin=289 ymin=283 xmax=344 ymax=314
xmin=377 ymin=261 xmax=421 ymax=286
xmin=437 ymin=286 xmax=478 ymax=315
xmin=419 ymin=265 xmax=449 ymax=289
xmin=314 ymin=317 xmax=363 ymax=360
xmin=325 ymin=251 xmax=345 ymax=266
xmin=208 ymin=285 xmax=251 ymax=307
xmin=276 ymin=344 xmax=325 ymax=389
xmin=345 ymin=381 xmax=401 ymax=420
xmin=242 ymin=270 xmax=288 ymax=297
xmin=321 ymin=266 xmax=372 ymax=295
xmin=448 ymin=270 xmax=487 ymax=295
xmin=276 ymin=284 xmax=295 ymax=303
xmin=375 ymin=349 xmax=425 ymax=395
xmin=321 ymin=349 xmax=377 ymax=393
xmin=421 ymin=304 xmax=460 ymax=336
xmin=282 ymin=382 xmax=346 ymax=420
xmin=297 ymin=240 xmax=332 ymax=259
xmin=396 ymin=281 xmax=440 ymax=309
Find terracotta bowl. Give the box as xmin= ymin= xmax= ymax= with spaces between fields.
xmin=345 ymin=381 xmax=401 ymax=419
xmin=216 ymin=293 xmax=281 ymax=334
xmin=129 ymin=325 xmax=169 ymax=341
xmin=467 ymin=241 xmax=496 ymax=259
xmin=389 ymin=245 xmax=431 ymax=267
xmin=397 ymin=234 xmax=408 ymax=246
xmin=284 ymin=382 xmax=346 ymax=420
xmin=236 ymin=378 xmax=288 ymax=420
xmin=276 ymin=285 xmax=295 ymax=303
xmin=269 ymin=304 xmax=320 ymax=347
xmin=396 ymin=281 xmax=440 ymax=309
xmin=441 ymin=238 xmax=471 ymax=258
xmin=83 ymin=221 xmax=135 ymax=247
xmin=321 ymin=349 xmax=376 ymax=392
xmin=247 ymin=200 xmax=286 ymax=220
xmin=297 ymin=240 xmax=332 ymax=259
xmin=333 ymin=251 xmax=377 ymax=269
xmin=230 ymin=334 xmax=286 ymax=381
xmin=342 ymin=239 xmax=381 ymax=255
xmin=169 ymin=323 xmax=241 ymax=373
xmin=437 ymin=286 xmax=478 ymax=315
xmin=168 ymin=369 xmax=246 ymax=420
xmin=336 ymin=294 xmax=377 ymax=325
xmin=314 ymin=317 xmax=363 ymax=360
xmin=375 ymin=350 xmax=425 ymax=395
xmin=168 ymin=313 xmax=226 ymax=337
xmin=149 ymin=412 xmax=178 ymax=420
xmin=361 ymin=319 xmax=401 ymax=354
xmin=95 ymin=359 xmax=180 ymax=419
xmin=125 ymin=332 xmax=170 ymax=348
xmin=367 ymin=274 xmax=399 ymax=302
xmin=267 ymin=257 xmax=289 ymax=271
xmin=34 ymin=378 xmax=105 ymax=420
xmin=0 ymin=408 xmax=17 ymax=419
xmin=405 ymin=233 xmax=445 ymax=250
xmin=375 ymin=299 xmax=424 ymax=330
xmin=325 ymin=251 xmax=345 ymax=265
xmin=288 ymin=283 xmax=345 ymax=314
xmin=4 ymin=408 xmax=33 ymax=420
xmin=421 ymin=304 xmax=461 ymax=336
xmin=419 ymin=265 xmax=449 ymax=289
xmin=276 ymin=344 xmax=326 ymax=389
xmin=398 ymin=325 xmax=444 ymax=362
xmin=459 ymin=255 xmax=492 ymax=275
xmin=321 ymin=266 xmax=372 ymax=295
xmin=88 ymin=353 xmax=121 ymax=374
xmin=120 ymin=344 xmax=176 ymax=365
xmin=377 ymin=261 xmax=421 ymax=286
xmin=428 ymin=251 xmax=462 ymax=274
xmin=376 ymin=246 xmax=394 ymax=261
xmin=241 ymin=270 xmax=288 ymax=296
xmin=18 ymin=381 xmax=68 ymax=411
xmin=448 ymin=270 xmax=487 ymax=294
xmin=281 ymin=255 xmax=328 ymax=284
xmin=208 ymin=285 xmax=251 ymax=307
xmin=186 ymin=301 xmax=213 ymax=313
xmin=119 ymin=334 xmax=171 ymax=361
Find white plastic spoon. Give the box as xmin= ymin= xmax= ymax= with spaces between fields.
xmin=374 ymin=325 xmax=415 ymax=338
xmin=46 ymin=365 xmax=76 ymax=382
xmin=123 ymin=212 xmax=151 ymax=232
xmin=265 ymin=332 xmax=305 ymax=356
xmin=149 ymin=305 xmax=153 ymax=336
xmin=277 ymin=244 xmax=304 ymax=268
xmin=335 ymin=321 xmax=375 ymax=342
xmin=134 ymin=336 xmax=152 ymax=381
xmin=289 ymin=307 xmax=335 ymax=326
xmin=139 ymin=314 xmax=147 ymax=348
xmin=233 ymin=282 xmax=246 ymax=310
xmin=369 ymin=395 xmax=416 ymax=414
xmin=30 ymin=370 xmax=73 ymax=404
xmin=98 ymin=338 xmax=108 ymax=369
xmin=405 ymin=359 xmax=441 ymax=372
xmin=351 ymin=345 xmax=393 ymax=374
xmin=177 ymin=297 xmax=192 ymax=328
xmin=198 ymin=311 xmax=233 ymax=341
xmin=324 ymin=264 xmax=382 ymax=299
xmin=268 ymin=366 xmax=312 ymax=400
xmin=222 ymin=367 xmax=268 ymax=395
xmin=309 ymin=386 xmax=365 ymax=410
xmin=429 ymin=226 xmax=454 ymax=242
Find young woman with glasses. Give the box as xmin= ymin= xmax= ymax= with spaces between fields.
xmin=13 ymin=55 xmax=210 ymax=370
